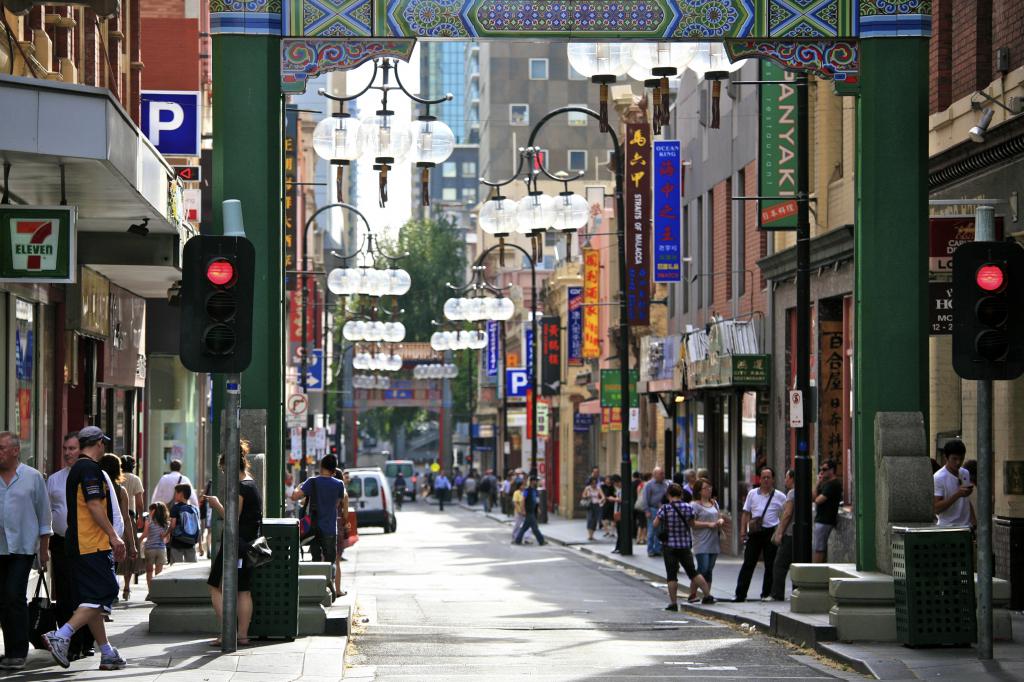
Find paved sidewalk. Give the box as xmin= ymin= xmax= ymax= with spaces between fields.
xmin=460 ymin=501 xmax=1024 ymax=681
xmin=11 ymin=561 xmax=350 ymax=681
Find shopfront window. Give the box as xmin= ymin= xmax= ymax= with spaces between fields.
xmin=739 ymin=391 xmax=759 ymax=506
xmin=145 ymin=355 xmax=201 ymax=496
xmin=13 ymin=298 xmax=36 ymax=464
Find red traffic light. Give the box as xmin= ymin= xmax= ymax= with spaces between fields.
xmin=206 ymin=259 xmax=235 ymax=286
xmin=976 ymin=264 xmax=1005 ymax=292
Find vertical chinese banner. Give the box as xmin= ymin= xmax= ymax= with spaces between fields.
xmin=759 ymin=61 xmax=799 ymax=230
xmin=819 ymin=320 xmax=844 ymax=468
xmin=485 ymin=320 xmax=499 ymax=376
xmin=540 ymin=315 xmax=560 ymax=396
xmin=625 ymin=121 xmax=652 ymax=325
xmin=582 ymin=248 xmax=600 ymax=358
xmin=567 ymin=286 xmax=583 ymax=366
xmin=283 ymin=108 xmax=299 ymax=290
xmin=652 ymin=140 xmax=681 ymax=282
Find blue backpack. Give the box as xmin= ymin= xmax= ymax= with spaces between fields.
xmin=172 ymin=504 xmax=201 ymax=545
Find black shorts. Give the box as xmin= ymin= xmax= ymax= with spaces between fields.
xmin=663 ymin=546 xmax=699 ymax=583
xmin=71 ymin=552 xmax=119 ymax=614
xmin=207 ymin=545 xmax=254 ymax=592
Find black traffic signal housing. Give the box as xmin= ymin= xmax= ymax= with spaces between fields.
xmin=179 ymin=236 xmax=255 ymax=373
xmin=952 ymin=240 xmax=1024 ymax=380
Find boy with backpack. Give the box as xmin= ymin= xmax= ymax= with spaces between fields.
xmin=167 ymin=484 xmax=201 ymax=563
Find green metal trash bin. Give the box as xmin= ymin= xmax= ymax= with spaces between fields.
xmin=892 ymin=526 xmax=976 ymax=646
xmin=249 ymin=518 xmax=300 ymax=639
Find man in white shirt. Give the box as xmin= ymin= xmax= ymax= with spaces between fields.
xmin=734 ymin=466 xmax=787 ymax=602
xmin=150 ymin=460 xmax=198 ymax=508
xmin=934 ymin=440 xmax=974 ymax=528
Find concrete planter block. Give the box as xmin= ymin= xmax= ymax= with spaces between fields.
xmin=149 ymin=605 xmax=219 ymax=634
xmin=829 ymin=605 xmax=898 ymax=642
xmin=790 ymin=588 xmax=833 ymax=614
xmin=830 ymin=575 xmax=894 ymax=604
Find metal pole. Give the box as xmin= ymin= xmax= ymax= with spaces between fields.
xmin=300 ymin=269 xmax=309 ymax=481
xmin=793 ymin=72 xmax=813 ymax=564
xmin=530 ymin=263 xmax=539 ymax=475
xmin=975 ymin=204 xmax=994 ymax=660
xmin=221 ymin=375 xmax=241 ymax=653
xmin=500 ymin=320 xmax=509 ymax=475
xmin=613 ymin=144 xmax=634 ymax=557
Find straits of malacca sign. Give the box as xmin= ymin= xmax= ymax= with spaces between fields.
xmin=0 ymin=206 xmax=76 ymax=283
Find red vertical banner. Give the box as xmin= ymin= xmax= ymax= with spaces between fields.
xmin=526 ymin=388 xmax=534 ymax=439
xmin=582 ymin=248 xmax=601 ymax=358
xmin=625 ymin=121 xmax=652 ymax=326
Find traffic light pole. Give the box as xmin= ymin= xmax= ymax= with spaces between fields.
xmin=221 ymin=375 xmax=241 ymax=653
xmin=975 ymin=204 xmax=995 ymax=660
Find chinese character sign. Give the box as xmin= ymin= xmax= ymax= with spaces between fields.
xmin=540 ymin=316 xmax=560 ymax=396
xmin=818 ymin=320 xmax=845 ymax=467
xmin=582 ymin=248 xmax=600 ymax=359
xmin=567 ymin=286 xmax=583 ymax=366
xmin=759 ymin=61 xmax=800 ymax=230
xmin=653 ymin=141 xmax=681 ymax=282
xmin=625 ymin=122 xmax=652 ymax=325
xmin=486 ymin=320 xmax=499 ymax=376
xmin=283 ymin=108 xmax=299 ymax=290
xmin=525 ymin=326 xmax=534 ymax=381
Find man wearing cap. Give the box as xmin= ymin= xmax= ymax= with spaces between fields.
xmin=513 ymin=475 xmax=547 ymax=546
xmin=44 ymin=426 xmax=128 ymax=671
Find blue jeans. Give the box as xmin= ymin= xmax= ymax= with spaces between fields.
xmin=695 ymin=552 xmax=718 ymax=583
xmin=646 ymin=508 xmax=661 ymax=555
xmin=514 ymin=515 xmax=545 ymax=545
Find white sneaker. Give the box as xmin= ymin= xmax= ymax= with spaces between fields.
xmin=99 ymin=646 xmax=127 ymax=670
xmin=43 ymin=631 xmax=71 ymax=668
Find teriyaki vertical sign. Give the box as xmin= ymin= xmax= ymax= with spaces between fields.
xmin=758 ymin=62 xmax=799 ymax=230
xmin=625 ymin=122 xmax=651 ymax=325
xmin=653 ymin=140 xmax=681 ymax=282
xmin=567 ymin=286 xmax=583 ymax=366
xmin=485 ymin=320 xmax=499 ymax=376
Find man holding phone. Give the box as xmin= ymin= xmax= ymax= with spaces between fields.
xmin=934 ymin=439 xmax=974 ymax=528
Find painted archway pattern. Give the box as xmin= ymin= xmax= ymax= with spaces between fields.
xmin=209 ymin=0 xmax=929 ymax=94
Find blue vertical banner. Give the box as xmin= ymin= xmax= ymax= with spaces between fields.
xmin=525 ymin=326 xmax=534 ymax=381
xmin=567 ymin=286 xmax=583 ymax=366
xmin=653 ymin=140 xmax=682 ymax=282
xmin=485 ymin=320 xmax=499 ymax=377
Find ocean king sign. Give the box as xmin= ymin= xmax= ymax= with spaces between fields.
xmin=0 ymin=206 xmax=76 ymax=283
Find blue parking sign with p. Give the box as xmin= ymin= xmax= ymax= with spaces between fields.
xmin=506 ymin=369 xmax=530 ymax=398
xmin=141 ymin=91 xmax=200 ymax=156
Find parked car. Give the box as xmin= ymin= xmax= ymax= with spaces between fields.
xmin=346 ymin=467 xmax=397 ymax=533
xmin=384 ymin=459 xmax=416 ymax=501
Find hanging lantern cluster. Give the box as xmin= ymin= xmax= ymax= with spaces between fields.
xmin=443 ymin=296 xmax=515 ymax=322
xmin=353 ymin=374 xmax=391 ymax=390
xmin=352 ymin=351 xmax=403 ymax=372
xmin=327 ymin=266 xmax=411 ymax=298
xmin=430 ymin=330 xmax=488 ymax=351
xmin=413 ymin=363 xmax=459 ymax=380
xmin=342 ymin=320 xmax=406 ymax=343
xmin=315 ymin=59 xmax=455 ymax=207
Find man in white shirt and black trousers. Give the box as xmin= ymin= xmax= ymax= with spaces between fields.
xmin=934 ymin=439 xmax=974 ymax=528
xmin=734 ymin=466 xmax=787 ymax=602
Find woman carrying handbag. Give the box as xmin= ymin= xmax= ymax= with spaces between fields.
xmin=580 ymin=477 xmax=605 ymax=541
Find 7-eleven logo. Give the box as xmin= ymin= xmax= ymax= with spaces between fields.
xmin=10 ymin=219 xmax=58 ymax=272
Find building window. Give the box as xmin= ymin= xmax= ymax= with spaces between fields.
xmin=510 ymin=104 xmax=529 ymax=126
xmin=567 ymin=105 xmax=588 ymax=126
xmin=461 ymin=187 xmax=477 ymax=204
xmin=442 ymin=187 xmax=458 ymax=202
xmin=441 ymin=162 xmax=457 ymax=178
xmin=568 ymin=150 xmax=588 ymax=172
xmin=529 ymin=58 xmax=549 ymax=80
xmin=568 ymin=63 xmax=587 ymax=80
xmin=461 ymin=161 xmax=477 ymax=178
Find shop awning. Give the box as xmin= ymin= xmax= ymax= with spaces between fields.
xmin=0 ymin=74 xmax=178 ymax=235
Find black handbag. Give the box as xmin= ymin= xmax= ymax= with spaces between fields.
xmin=299 ymin=478 xmax=319 ymax=541
xmin=29 ymin=570 xmax=56 ymax=650
xmin=243 ymin=535 xmax=273 ymax=569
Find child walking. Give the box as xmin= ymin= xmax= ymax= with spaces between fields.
xmin=143 ymin=503 xmax=170 ymax=592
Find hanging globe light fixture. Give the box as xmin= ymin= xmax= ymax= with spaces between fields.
xmin=566 ymin=43 xmax=634 ymax=132
xmin=688 ymin=43 xmax=748 ymax=129
xmin=411 ymin=116 xmax=456 ymax=206
xmin=630 ymin=43 xmax=695 ymax=132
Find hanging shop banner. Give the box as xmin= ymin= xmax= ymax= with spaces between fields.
xmin=540 ymin=315 xmax=560 ymax=396
xmin=567 ymin=286 xmax=583 ymax=366
xmin=928 ymin=216 xmax=1004 ymax=274
xmin=819 ymin=319 xmax=845 ymax=469
xmin=525 ymin=325 xmax=534 ymax=381
xmin=653 ymin=140 xmax=682 ymax=282
xmin=0 ymin=206 xmax=76 ymax=283
xmin=600 ymin=369 xmax=639 ymax=408
xmin=758 ymin=61 xmax=799 ymax=231
xmin=283 ymin=107 xmax=299 ymax=290
xmin=582 ymin=248 xmax=600 ymax=358
xmin=486 ymin=320 xmax=499 ymax=376
xmin=625 ymin=122 xmax=652 ymax=325
xmin=573 ymin=413 xmax=594 ymax=432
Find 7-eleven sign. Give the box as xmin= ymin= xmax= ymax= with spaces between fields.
xmin=0 ymin=206 xmax=75 ymax=283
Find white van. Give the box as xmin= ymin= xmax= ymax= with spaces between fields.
xmin=347 ymin=467 xmax=397 ymax=533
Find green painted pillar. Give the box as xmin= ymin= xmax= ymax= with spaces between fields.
xmin=854 ymin=37 xmax=930 ymax=571
xmin=212 ymin=35 xmax=284 ymax=515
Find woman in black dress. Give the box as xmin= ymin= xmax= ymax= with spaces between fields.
xmin=203 ymin=445 xmax=262 ymax=646
xmin=600 ymin=475 xmax=616 ymax=537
